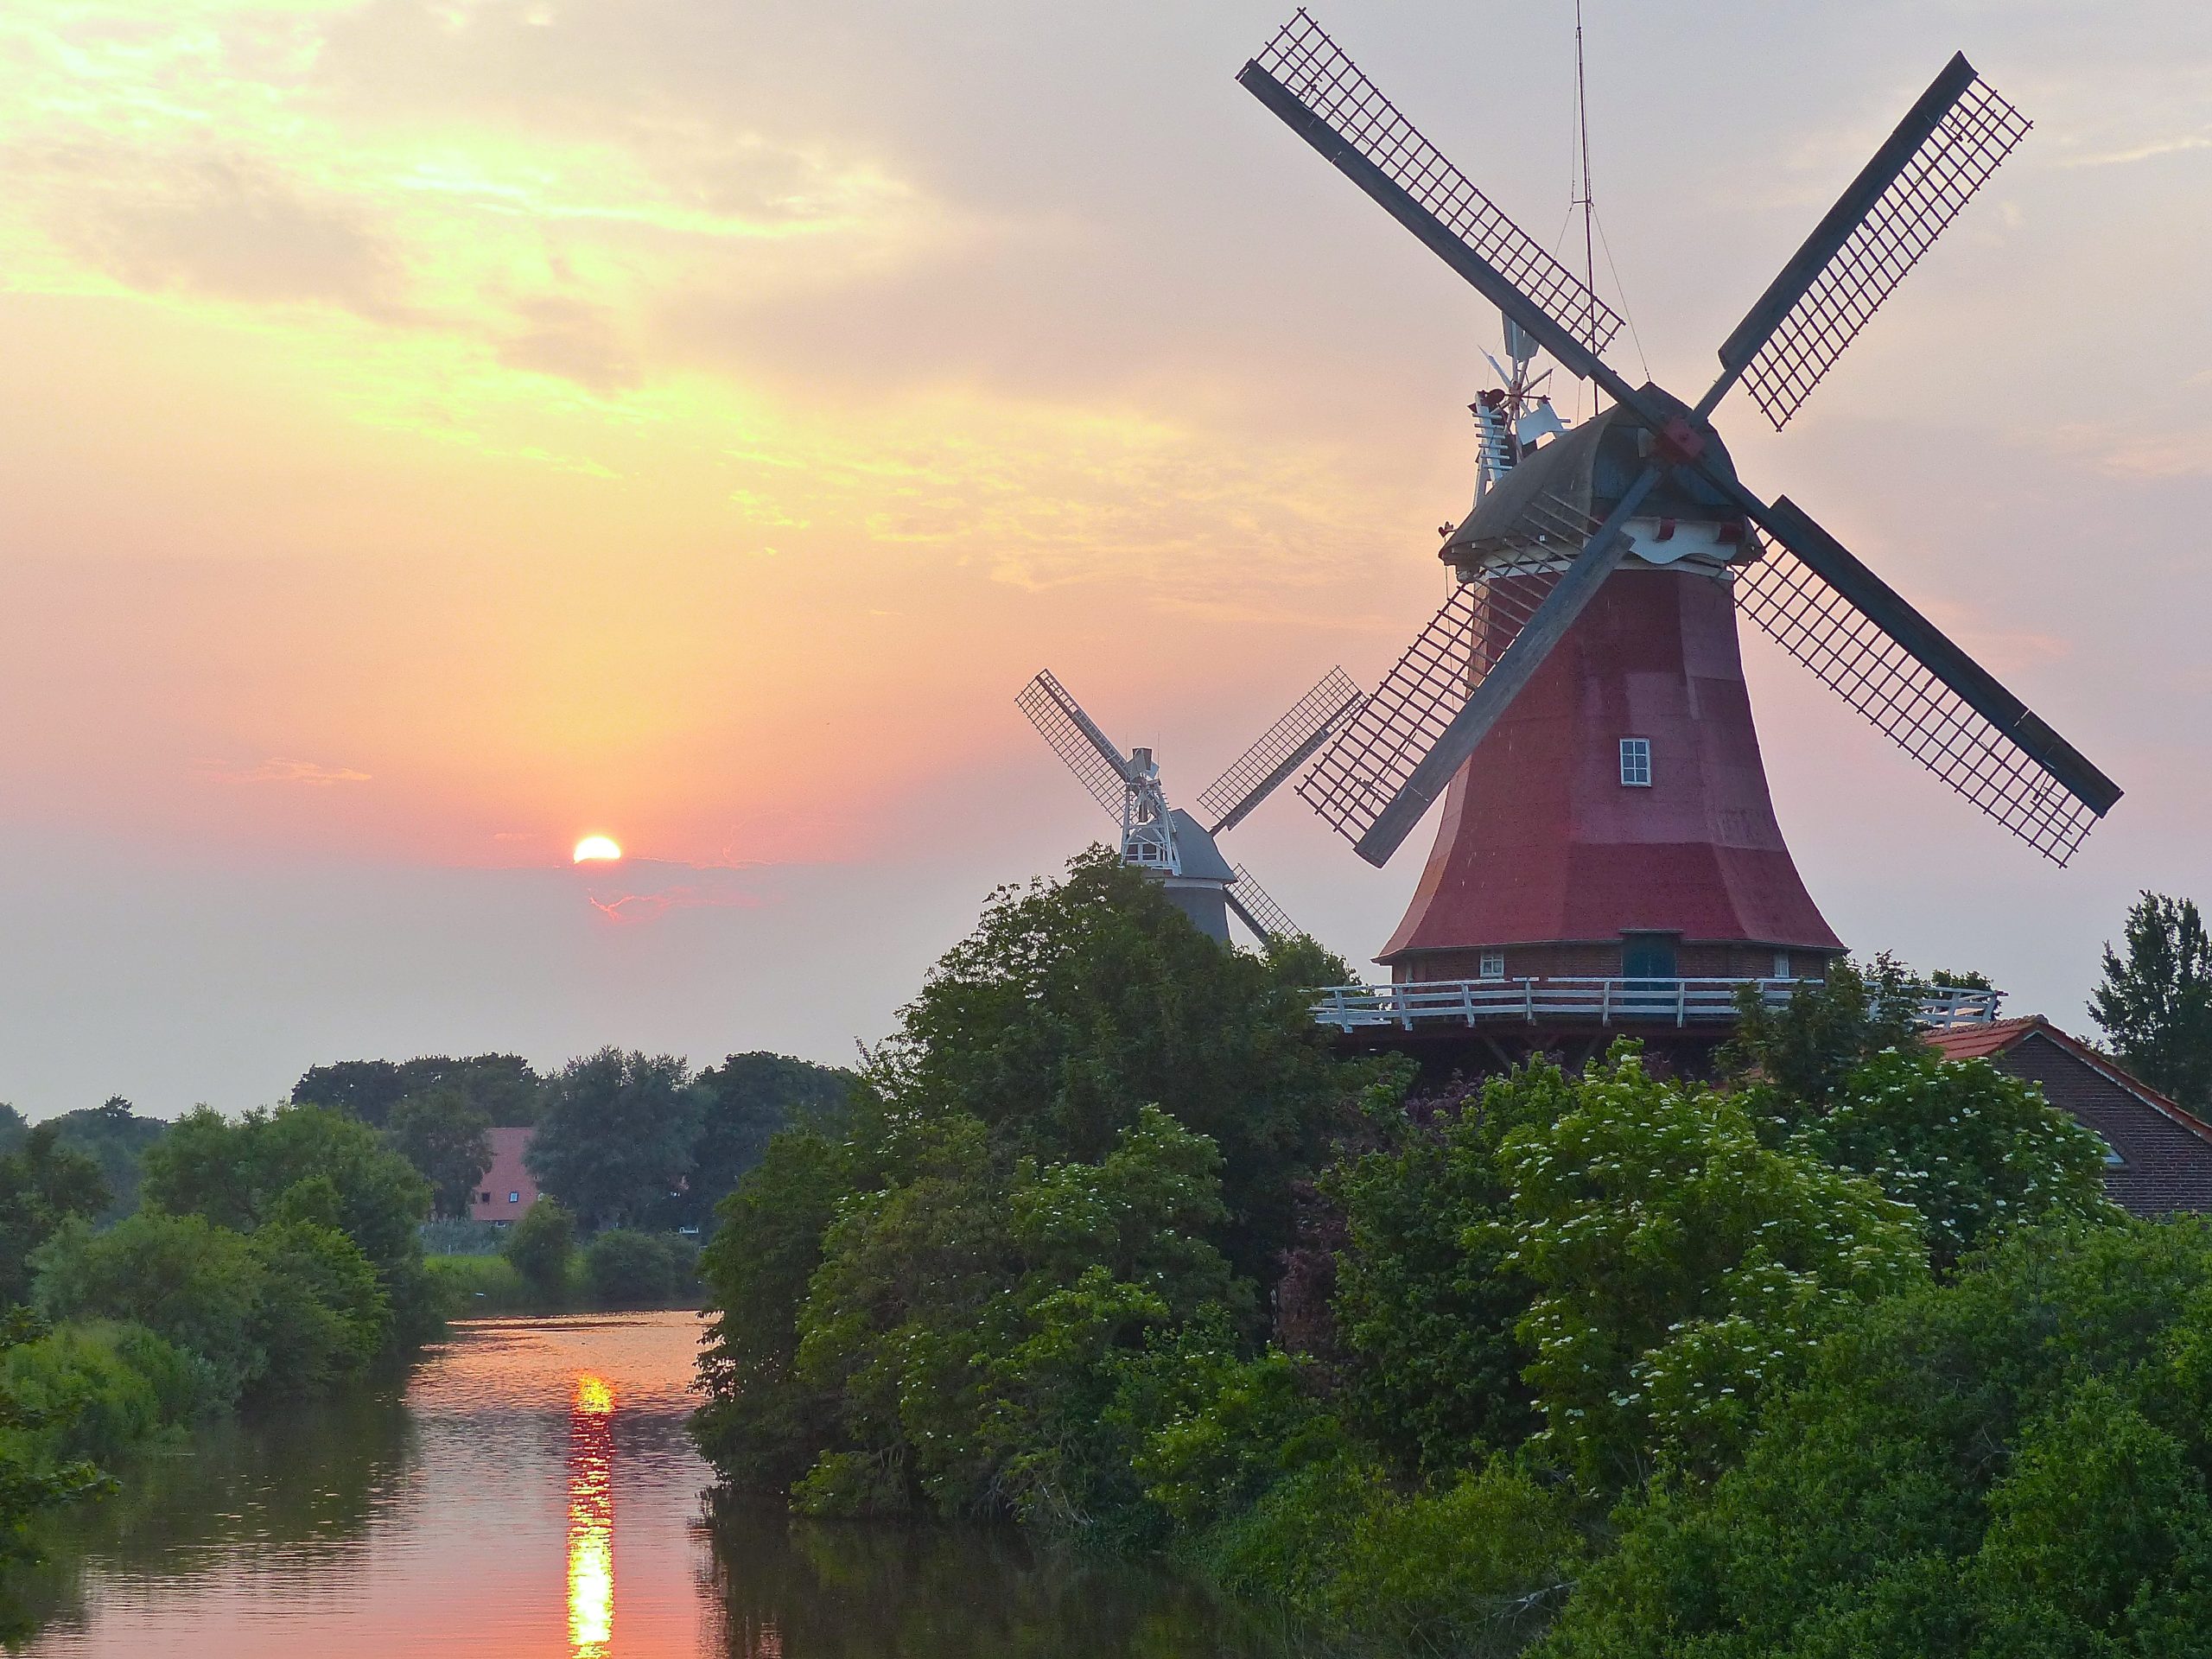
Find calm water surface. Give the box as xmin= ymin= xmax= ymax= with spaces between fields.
xmin=12 ymin=1312 xmax=1286 ymax=1658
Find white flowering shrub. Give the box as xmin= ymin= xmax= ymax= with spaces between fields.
xmin=1497 ymin=1047 xmax=1926 ymax=1487
xmin=1790 ymin=1047 xmax=2115 ymax=1268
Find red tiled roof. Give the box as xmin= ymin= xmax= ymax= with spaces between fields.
xmin=1926 ymin=1014 xmax=2212 ymax=1216
xmin=1923 ymin=1015 xmax=2046 ymax=1063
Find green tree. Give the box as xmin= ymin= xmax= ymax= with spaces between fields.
xmin=501 ymin=1198 xmax=575 ymax=1298
xmin=1927 ymin=967 xmax=1996 ymax=993
xmin=1325 ymin=1067 xmax=1549 ymax=1478
xmin=423 ymin=1054 xmax=543 ymax=1126
xmin=786 ymin=1105 xmax=1239 ymax=1522
xmin=289 ymin=1059 xmax=411 ymax=1128
xmin=693 ymin=1131 xmax=849 ymax=1492
xmin=869 ymin=849 xmax=1363 ymax=1289
xmin=140 ymin=1104 xmax=434 ymax=1347
xmin=0 ymin=1104 xmax=27 ymax=1156
xmin=683 ymin=1052 xmax=853 ymax=1228
xmin=245 ymin=1221 xmax=388 ymax=1399
xmin=385 ymin=1087 xmax=493 ymax=1220
xmin=1719 ymin=953 xmax=1925 ymax=1111
xmin=44 ymin=1098 xmax=166 ymax=1221
xmin=1501 ymin=1047 xmax=1926 ymax=1488
xmin=526 ymin=1050 xmax=699 ymax=1229
xmin=1538 ymin=1218 xmax=2212 ymax=1659
xmin=693 ymin=853 xmax=1370 ymax=1516
xmin=293 ymin=1053 xmax=542 ymax=1128
xmin=2090 ymin=892 xmax=2212 ymax=1109
xmin=0 ymin=1125 xmax=111 ymax=1308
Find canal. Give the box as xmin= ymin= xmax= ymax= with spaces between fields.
xmin=11 ymin=1313 xmax=1286 ymax=1657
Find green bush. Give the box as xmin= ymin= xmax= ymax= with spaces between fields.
xmin=0 ymin=1320 xmax=213 ymax=1465
xmin=1325 ymin=1064 xmax=1552 ymax=1478
xmin=429 ymin=1253 xmax=560 ymax=1315
xmin=583 ymin=1230 xmax=697 ymax=1305
xmin=502 ymin=1199 xmax=575 ymax=1297
xmin=1788 ymin=1046 xmax=2114 ymax=1268
xmin=1500 ymin=1047 xmax=1927 ymax=1487
xmin=0 ymin=1311 xmax=111 ymax=1574
xmin=1204 ymin=1451 xmax=1585 ymax=1656
xmin=418 ymin=1218 xmax=505 ymax=1256
xmin=31 ymin=1211 xmax=392 ymax=1408
xmin=32 ymin=1214 xmax=265 ymax=1407
xmin=1538 ymin=1218 xmax=2212 ymax=1658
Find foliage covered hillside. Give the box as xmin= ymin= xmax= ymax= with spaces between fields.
xmin=693 ymin=853 xmax=2154 ymax=1656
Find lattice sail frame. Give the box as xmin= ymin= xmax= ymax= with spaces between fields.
xmin=1250 ymin=10 xmax=1624 ymax=356
xmin=1738 ymin=73 xmax=2031 ymax=429
xmin=1731 ymin=549 xmax=2098 ymax=863
xmin=1226 ymin=864 xmax=1302 ymax=944
xmin=1198 ymin=666 xmax=1364 ymax=832
xmin=1299 ymin=547 xmax=1595 ymax=842
xmin=1016 ymin=671 xmax=1130 ymax=819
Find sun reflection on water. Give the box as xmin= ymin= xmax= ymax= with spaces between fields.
xmin=568 ymin=1374 xmax=615 ymax=1656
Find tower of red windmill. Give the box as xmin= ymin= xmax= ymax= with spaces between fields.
xmin=1237 ymin=12 xmax=2121 ymax=1047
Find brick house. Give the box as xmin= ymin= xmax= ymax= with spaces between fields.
xmin=468 ymin=1127 xmax=541 ymax=1224
xmin=1925 ymin=1016 xmax=2212 ymax=1217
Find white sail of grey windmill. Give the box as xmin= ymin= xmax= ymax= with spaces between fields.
xmin=1017 ymin=667 xmax=1363 ymax=945
xmin=1237 ymin=10 xmax=2120 ymax=868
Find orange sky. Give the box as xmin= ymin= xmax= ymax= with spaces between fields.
xmin=4 ymin=0 xmax=2211 ymax=1111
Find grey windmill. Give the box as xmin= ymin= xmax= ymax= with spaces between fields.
xmin=1017 ymin=667 xmax=1363 ymax=945
xmin=1233 ymin=12 xmax=2120 ymax=874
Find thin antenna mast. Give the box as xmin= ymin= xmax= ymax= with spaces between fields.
xmin=1572 ymin=0 xmax=1597 ymax=417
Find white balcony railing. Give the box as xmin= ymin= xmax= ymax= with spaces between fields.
xmin=1312 ymin=976 xmax=2004 ymax=1033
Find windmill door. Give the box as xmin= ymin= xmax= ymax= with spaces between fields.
xmin=1621 ymin=934 xmax=1680 ymax=1013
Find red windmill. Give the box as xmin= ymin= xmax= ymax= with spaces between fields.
xmin=1238 ymin=14 xmax=2120 ymax=1040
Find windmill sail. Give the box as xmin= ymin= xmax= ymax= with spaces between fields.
xmin=1017 ymin=670 xmax=1133 ymax=818
xmin=1238 ymin=11 xmax=1622 ymax=374
xmin=1348 ymin=467 xmax=1662 ymax=863
xmin=1713 ymin=55 xmax=2030 ymax=429
xmin=1298 ymin=493 xmax=1604 ymax=849
xmin=1727 ymin=497 xmax=2118 ymax=862
xmin=1225 ymin=864 xmax=1301 ymax=944
xmin=1199 ymin=667 xmax=1364 ymax=834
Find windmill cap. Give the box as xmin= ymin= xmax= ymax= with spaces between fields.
xmin=1444 ymin=399 xmax=1749 ymax=571
xmin=1167 ymin=810 xmax=1236 ymax=883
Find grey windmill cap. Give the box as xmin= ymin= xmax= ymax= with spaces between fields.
xmin=1167 ymin=810 xmax=1236 ymax=883
xmin=1443 ymin=401 xmax=1747 ymax=569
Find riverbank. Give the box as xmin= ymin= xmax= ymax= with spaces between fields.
xmin=426 ymin=1252 xmax=703 ymax=1315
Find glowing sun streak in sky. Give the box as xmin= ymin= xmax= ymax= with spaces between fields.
xmin=573 ymin=836 xmax=622 ymax=862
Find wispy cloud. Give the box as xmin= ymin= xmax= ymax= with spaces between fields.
xmin=575 ymin=860 xmax=766 ymax=924
xmin=2056 ymin=130 xmax=2212 ymax=168
xmin=205 ymin=757 xmax=373 ymax=785
xmin=2048 ymin=422 xmax=2212 ymax=481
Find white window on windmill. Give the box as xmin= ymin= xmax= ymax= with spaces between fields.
xmin=1619 ymin=737 xmax=1652 ymax=787
xmin=1772 ymin=950 xmax=1791 ymax=979
xmin=1478 ymin=951 xmax=1505 ymax=981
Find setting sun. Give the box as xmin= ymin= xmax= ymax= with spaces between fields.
xmin=573 ymin=836 xmax=623 ymax=863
